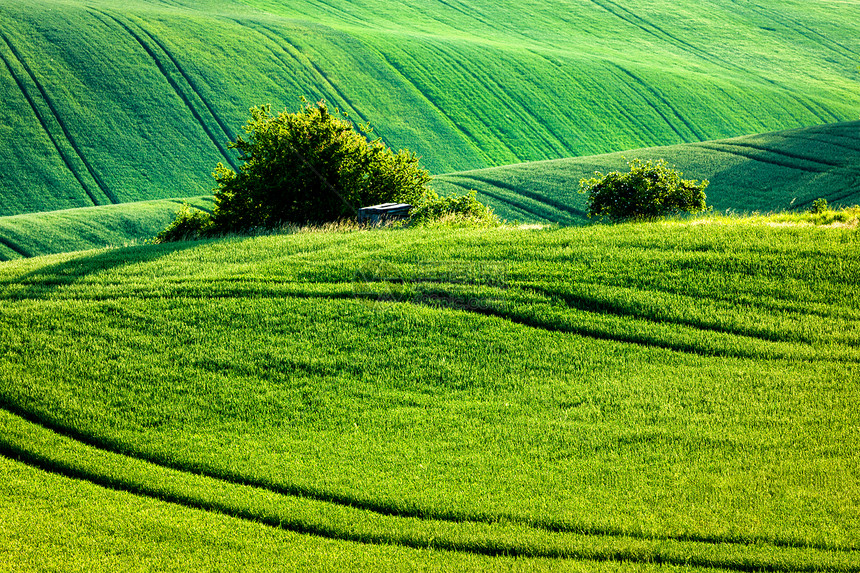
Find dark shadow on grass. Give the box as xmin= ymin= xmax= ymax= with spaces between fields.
xmin=0 ymin=239 xmax=212 ymax=300
xmin=1 ymin=441 xmax=856 ymax=572
xmin=0 ymin=280 xmax=856 ymax=559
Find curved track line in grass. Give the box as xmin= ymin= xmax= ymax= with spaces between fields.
xmin=455 ymin=174 xmax=587 ymax=218
xmin=609 ymin=65 xmax=690 ymax=142
xmin=777 ymin=131 xmax=860 ymax=155
xmin=527 ymin=49 xmax=665 ymax=147
xmin=521 ymin=284 xmax=837 ymax=347
xmin=5 ymin=445 xmax=855 ymax=572
xmin=613 ymin=65 xmax=705 ymax=141
xmin=365 ymin=46 xmax=494 ymax=165
xmin=722 ymin=141 xmax=845 ymax=169
xmin=0 ymin=32 xmax=113 ymax=207
xmin=126 ymin=15 xmax=238 ymax=145
xmin=588 ymin=0 xmax=837 ymax=125
xmin=1 ymin=401 xmax=857 ymax=567
xmin=440 ymin=42 xmax=577 ymax=157
xmin=245 ymin=20 xmax=373 ymax=130
xmin=412 ymin=42 xmax=523 ymax=161
xmin=87 ymin=9 xmax=239 ymax=172
xmin=691 ymin=143 xmax=826 ymax=173
xmin=441 ymin=178 xmax=567 ymax=223
xmin=740 ymin=0 xmax=860 ymax=62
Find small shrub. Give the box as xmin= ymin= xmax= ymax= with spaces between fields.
xmin=578 ymin=158 xmax=709 ymax=222
xmin=408 ymin=190 xmax=498 ymax=226
xmin=155 ymin=203 xmax=212 ymax=243
xmin=810 ymin=197 xmax=829 ymax=214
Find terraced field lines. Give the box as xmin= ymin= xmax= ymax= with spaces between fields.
xmin=88 ymin=8 xmax=239 ymax=171
xmin=0 ymin=31 xmax=115 ymax=206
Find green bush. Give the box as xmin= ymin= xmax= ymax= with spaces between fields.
xmin=408 ymin=189 xmax=498 ymax=226
xmin=210 ymin=100 xmax=431 ymax=231
xmin=155 ymin=203 xmax=212 ymax=243
xmin=578 ymin=158 xmax=709 ymax=222
xmin=810 ymin=197 xmax=829 ymax=214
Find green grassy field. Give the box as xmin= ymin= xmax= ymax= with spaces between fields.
xmin=1 ymin=221 xmax=858 ymax=570
xmin=434 ymin=120 xmax=860 ymax=224
xmin=1 ymin=0 xmax=858 ymax=216
xmin=0 ymin=196 xmax=213 ymax=261
xmin=1 ymin=120 xmax=856 ymax=260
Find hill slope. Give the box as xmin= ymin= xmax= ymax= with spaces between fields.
xmin=1 ymin=223 xmax=858 ymax=570
xmin=1 ymin=0 xmax=859 ymax=216
xmin=0 ymin=121 xmax=856 ymax=260
xmin=434 ymin=120 xmax=860 ymax=224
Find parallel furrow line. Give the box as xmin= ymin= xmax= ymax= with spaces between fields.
xmin=88 ymin=9 xmax=238 ymax=171
xmin=610 ymin=65 xmax=689 ymax=141
xmin=455 ymin=174 xmax=586 ymax=217
xmin=692 ymin=143 xmax=826 ymax=173
xmin=589 ymin=0 xmax=838 ymax=124
xmin=367 ymin=46 xmax=493 ymax=164
xmin=244 ymin=20 xmax=372 ymax=129
xmin=0 ymin=32 xmax=115 ymax=205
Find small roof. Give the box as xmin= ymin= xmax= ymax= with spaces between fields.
xmin=358 ymin=203 xmax=412 ymax=212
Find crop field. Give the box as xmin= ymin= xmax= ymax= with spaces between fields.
xmin=0 ymin=196 xmax=213 ymax=261
xmin=2 ymin=120 xmax=858 ymax=260
xmin=1 ymin=0 xmax=859 ymax=216
xmin=434 ymin=120 xmax=860 ymax=224
xmin=1 ymin=221 xmax=858 ymax=570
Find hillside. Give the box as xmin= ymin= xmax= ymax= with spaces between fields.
xmin=1 ymin=222 xmax=858 ymax=570
xmin=434 ymin=120 xmax=860 ymax=224
xmin=1 ymin=121 xmax=857 ymax=260
xmin=1 ymin=0 xmax=859 ymax=216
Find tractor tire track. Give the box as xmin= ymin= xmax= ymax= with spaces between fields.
xmin=128 ymin=15 xmax=238 ymax=145
xmin=721 ymin=141 xmax=845 ymax=169
xmin=366 ymin=45 xmax=494 ymax=164
xmin=6 ymin=440 xmax=854 ymax=572
xmin=242 ymin=19 xmax=372 ymax=129
xmin=586 ymin=0 xmax=838 ymax=124
xmin=609 ymin=65 xmax=690 ymax=141
xmin=425 ymin=42 xmax=558 ymax=159
xmin=526 ymin=49 xmax=664 ymax=148
xmin=443 ymin=177 xmax=569 ymax=223
xmin=88 ymin=9 xmax=239 ymax=172
xmin=0 ymin=31 xmax=116 ymax=205
xmin=455 ymin=174 xmax=586 ymax=218
xmin=691 ymin=143 xmax=827 ymax=173
xmin=1 ymin=330 xmax=857 ymax=567
xmin=743 ymin=0 xmax=860 ymax=61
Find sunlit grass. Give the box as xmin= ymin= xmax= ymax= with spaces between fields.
xmin=0 ymin=220 xmax=857 ymax=570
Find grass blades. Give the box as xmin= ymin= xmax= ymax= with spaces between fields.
xmin=0 ymin=222 xmax=858 ymax=569
xmin=1 ymin=0 xmax=859 ymax=216
xmin=433 ymin=121 xmax=860 ymax=224
xmin=0 ymin=196 xmax=213 ymax=261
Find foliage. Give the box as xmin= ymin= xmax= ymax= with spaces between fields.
xmin=578 ymin=158 xmax=710 ymax=221
xmin=407 ymin=189 xmax=498 ymax=226
xmin=210 ymin=101 xmax=431 ymax=231
xmin=810 ymin=197 xmax=829 ymax=214
xmin=154 ymin=203 xmax=213 ymax=243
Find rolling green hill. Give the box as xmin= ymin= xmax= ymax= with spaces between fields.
xmin=0 ymin=196 xmax=213 ymax=261
xmin=435 ymin=120 xmax=860 ymax=224
xmin=1 ymin=121 xmax=856 ymax=260
xmin=1 ymin=222 xmax=858 ymax=570
xmin=1 ymin=0 xmax=859 ymax=216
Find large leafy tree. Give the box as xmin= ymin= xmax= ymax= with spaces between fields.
xmin=211 ymin=100 xmax=431 ymax=230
